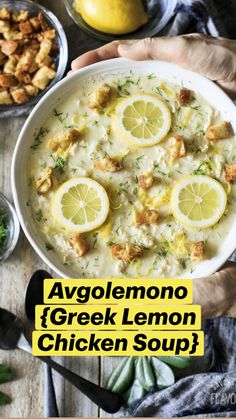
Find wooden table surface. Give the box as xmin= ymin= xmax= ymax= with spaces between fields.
xmin=0 ymin=1 xmax=119 ymax=417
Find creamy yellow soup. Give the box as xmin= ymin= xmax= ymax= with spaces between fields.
xmin=27 ymin=72 xmax=236 ymax=278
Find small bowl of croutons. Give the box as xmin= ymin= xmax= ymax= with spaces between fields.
xmin=0 ymin=0 xmax=68 ymax=110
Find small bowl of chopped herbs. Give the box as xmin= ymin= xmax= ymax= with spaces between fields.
xmin=0 ymin=193 xmax=20 ymax=263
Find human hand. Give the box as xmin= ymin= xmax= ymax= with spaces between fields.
xmin=71 ymin=35 xmax=236 ymax=99
xmin=193 ymin=263 xmax=236 ymax=319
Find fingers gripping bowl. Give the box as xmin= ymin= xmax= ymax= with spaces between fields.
xmin=11 ymin=58 xmax=236 ymax=279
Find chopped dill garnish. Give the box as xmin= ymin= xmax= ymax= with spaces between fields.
xmin=194 ymin=161 xmax=212 ymax=175
xmin=53 ymin=108 xmax=68 ymax=124
xmin=45 ymin=242 xmax=54 ymax=251
xmin=156 ymin=246 xmax=168 ymax=259
xmin=55 ymin=156 xmax=66 ymax=170
xmin=31 ymin=127 xmax=49 ymax=150
xmin=92 ymin=232 xmax=98 ymax=248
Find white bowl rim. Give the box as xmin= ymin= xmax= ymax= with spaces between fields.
xmin=11 ymin=57 xmax=236 ymax=279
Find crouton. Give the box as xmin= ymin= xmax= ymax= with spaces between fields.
xmin=0 ymin=73 xmax=17 ymax=88
xmin=19 ymin=20 xmax=33 ymax=35
xmin=224 ymin=164 xmax=236 ymax=183
xmin=170 ymin=135 xmax=186 ymax=161
xmin=29 ymin=16 xmax=41 ymax=31
xmin=177 ymin=88 xmax=194 ymax=106
xmin=94 ymin=156 xmax=123 ymax=173
xmin=138 ymin=173 xmax=154 ymax=189
xmin=38 ymin=12 xmax=49 ymax=32
xmin=0 ymin=8 xmax=10 ymax=20
xmin=48 ymin=128 xmax=81 ymax=152
xmin=16 ymin=48 xmax=37 ymax=72
xmin=12 ymin=10 xmax=29 ymax=23
xmin=15 ymin=69 xmax=31 ymax=84
xmin=32 ymin=65 xmax=56 ymax=90
xmin=35 ymin=39 xmax=52 ymax=66
xmin=43 ymin=29 xmax=56 ymax=40
xmin=1 ymin=40 xmax=18 ymax=56
xmin=206 ymin=121 xmax=233 ymax=141
xmin=0 ymin=88 xmax=13 ymax=105
xmin=3 ymin=55 xmax=17 ymax=74
xmin=10 ymin=86 xmax=29 ymax=104
xmin=191 ymin=241 xmax=205 ymax=261
xmin=89 ymin=84 xmax=113 ymax=110
xmin=136 ymin=209 xmax=159 ymax=225
xmin=0 ymin=20 xmax=10 ymax=34
xmin=36 ymin=167 xmax=53 ymax=195
xmin=24 ymin=84 xmax=38 ymax=97
xmin=111 ymin=243 xmax=143 ymax=262
xmin=68 ymin=234 xmax=90 ymax=257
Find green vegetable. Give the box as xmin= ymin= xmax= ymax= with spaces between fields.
xmin=194 ymin=161 xmax=212 ymax=175
xmin=156 ymin=356 xmax=191 ymax=369
xmin=0 ymin=392 xmax=10 ymax=406
xmin=0 ymin=212 xmax=7 ymax=250
xmin=55 ymin=156 xmax=66 ymax=170
xmin=124 ymin=379 xmax=146 ymax=408
xmin=106 ymin=357 xmax=134 ymax=394
xmin=151 ymin=357 xmax=175 ymax=389
xmin=0 ymin=365 xmax=11 ymax=384
xmin=136 ymin=356 xmax=155 ymax=391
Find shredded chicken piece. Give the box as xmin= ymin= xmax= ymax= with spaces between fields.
xmin=0 ymin=73 xmax=17 ymax=88
xmin=94 ymin=157 xmax=123 ymax=172
xmin=177 ymin=88 xmax=194 ymax=106
xmin=191 ymin=241 xmax=205 ymax=261
xmin=0 ymin=88 xmax=13 ymax=104
xmin=206 ymin=121 xmax=233 ymax=141
xmin=32 ymin=65 xmax=56 ymax=90
xmin=111 ymin=243 xmax=143 ymax=262
xmin=224 ymin=164 xmax=236 ymax=183
xmin=170 ymin=135 xmax=186 ymax=160
xmin=10 ymin=86 xmax=29 ymax=104
xmin=36 ymin=167 xmax=53 ymax=195
xmin=1 ymin=40 xmax=18 ymax=56
xmin=89 ymin=84 xmax=113 ymax=110
xmin=136 ymin=209 xmax=159 ymax=225
xmin=68 ymin=234 xmax=90 ymax=257
xmin=48 ymin=128 xmax=81 ymax=152
xmin=138 ymin=173 xmax=154 ymax=189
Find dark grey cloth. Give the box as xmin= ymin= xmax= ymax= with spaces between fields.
xmin=129 ymin=318 xmax=236 ymax=417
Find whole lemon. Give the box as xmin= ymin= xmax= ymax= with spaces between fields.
xmin=75 ymin=0 xmax=148 ymax=35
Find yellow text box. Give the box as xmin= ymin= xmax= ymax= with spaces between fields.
xmin=32 ymin=330 xmax=204 ymax=356
xmin=35 ymin=304 xmax=201 ymax=330
xmin=44 ymin=279 xmax=192 ymax=305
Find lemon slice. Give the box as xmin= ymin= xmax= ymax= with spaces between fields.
xmin=54 ymin=177 xmax=109 ymax=233
xmin=171 ymin=175 xmax=227 ymax=229
xmin=114 ymin=94 xmax=171 ymax=147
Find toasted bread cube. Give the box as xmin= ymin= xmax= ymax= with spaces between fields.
xmin=38 ymin=12 xmax=49 ymax=32
xmin=0 ymin=74 xmax=17 ymax=88
xmin=68 ymin=234 xmax=90 ymax=257
xmin=224 ymin=164 xmax=236 ymax=183
xmin=32 ymin=65 xmax=56 ymax=90
xmin=12 ymin=10 xmax=29 ymax=23
xmin=89 ymin=84 xmax=113 ymax=110
xmin=0 ymin=88 xmax=13 ymax=105
xmin=94 ymin=156 xmax=123 ymax=173
xmin=177 ymin=88 xmax=194 ymax=106
xmin=36 ymin=167 xmax=53 ymax=195
xmin=24 ymin=84 xmax=38 ymax=97
xmin=16 ymin=48 xmax=37 ymax=72
xmin=43 ymin=29 xmax=56 ymax=40
xmin=14 ymin=69 xmax=31 ymax=84
xmin=3 ymin=55 xmax=17 ymax=74
xmin=138 ymin=173 xmax=154 ymax=189
xmin=136 ymin=209 xmax=159 ymax=225
xmin=10 ymin=86 xmax=29 ymax=104
xmin=206 ymin=121 xmax=233 ymax=141
xmin=191 ymin=241 xmax=205 ymax=261
xmin=19 ymin=20 xmax=33 ymax=34
xmin=111 ymin=243 xmax=143 ymax=262
xmin=48 ymin=128 xmax=81 ymax=152
xmin=1 ymin=40 xmax=18 ymax=56
xmin=35 ymin=39 xmax=52 ymax=66
xmin=170 ymin=135 xmax=186 ymax=161
xmin=0 ymin=8 xmax=11 ymax=20
xmin=29 ymin=16 xmax=41 ymax=31
xmin=0 ymin=20 xmax=10 ymax=33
